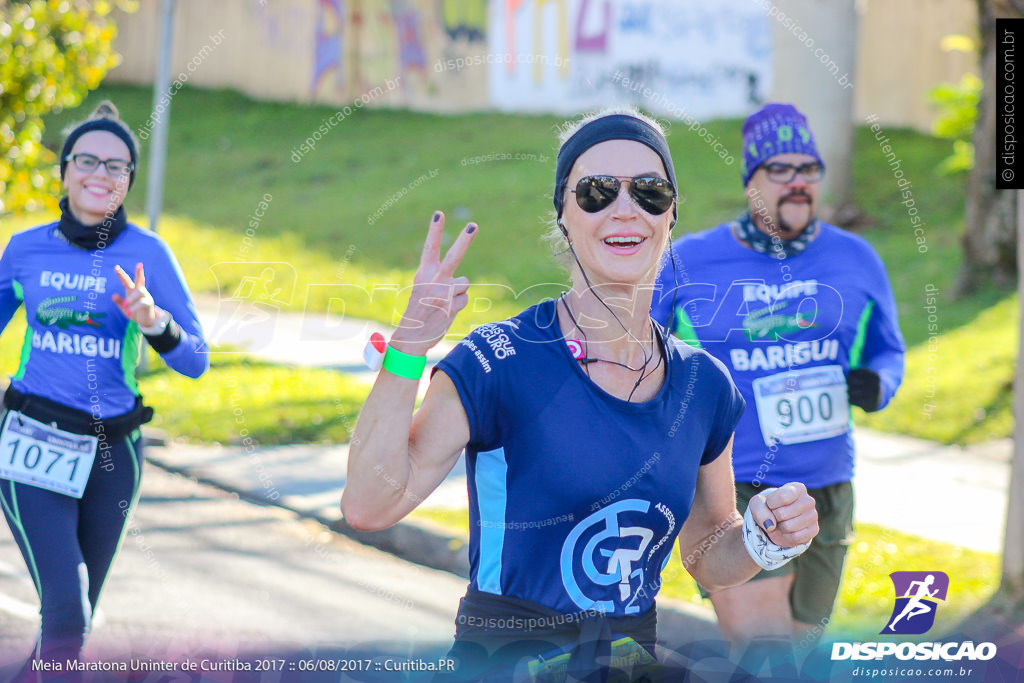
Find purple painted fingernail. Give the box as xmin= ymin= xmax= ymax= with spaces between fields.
xmin=466 ymin=224 xmax=477 ymax=234
xmin=433 ymin=211 xmax=441 ymax=223
xmin=763 ymin=519 xmax=775 ymax=531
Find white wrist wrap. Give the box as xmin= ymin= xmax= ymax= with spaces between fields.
xmin=741 ymin=490 xmax=812 ymax=571
xmin=140 ymin=309 xmax=171 ymax=335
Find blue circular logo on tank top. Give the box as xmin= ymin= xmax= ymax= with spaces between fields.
xmin=559 ymin=499 xmax=659 ymax=615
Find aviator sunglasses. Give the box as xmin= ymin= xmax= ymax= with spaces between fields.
xmin=570 ymin=175 xmax=676 ymax=215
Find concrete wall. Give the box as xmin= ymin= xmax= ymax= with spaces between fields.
xmin=109 ymin=0 xmax=490 ymax=112
xmin=855 ymin=0 xmax=978 ymax=129
xmin=106 ymin=0 xmax=977 ymax=131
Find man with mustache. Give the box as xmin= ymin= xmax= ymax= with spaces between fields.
xmin=652 ymin=103 xmax=905 ymax=658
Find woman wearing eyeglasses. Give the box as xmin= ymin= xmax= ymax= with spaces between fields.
xmin=0 ymin=101 xmax=207 ymax=677
xmin=342 ymin=109 xmax=818 ymax=680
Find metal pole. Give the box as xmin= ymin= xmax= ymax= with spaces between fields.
xmin=145 ymin=0 xmax=176 ymax=234
xmin=141 ymin=0 xmax=176 ymax=373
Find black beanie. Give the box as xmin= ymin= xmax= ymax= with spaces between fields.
xmin=60 ymin=118 xmax=138 ymax=189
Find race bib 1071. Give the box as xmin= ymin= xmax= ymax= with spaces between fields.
xmin=0 ymin=411 xmax=97 ymax=498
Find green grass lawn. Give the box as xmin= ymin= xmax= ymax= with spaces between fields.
xmin=35 ymin=84 xmax=1006 ymax=341
xmin=0 ymin=83 xmax=1012 ymax=446
xmin=858 ymin=295 xmax=1017 ymax=444
xmin=139 ymin=353 xmax=370 ymax=445
xmin=411 ymin=507 xmax=999 ymax=640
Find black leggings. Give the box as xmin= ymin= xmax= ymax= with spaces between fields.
xmin=0 ymin=431 xmax=143 ymax=665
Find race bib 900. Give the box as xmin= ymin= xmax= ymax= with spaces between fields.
xmin=752 ymin=365 xmax=850 ymax=445
xmin=0 ymin=411 xmax=97 ymax=498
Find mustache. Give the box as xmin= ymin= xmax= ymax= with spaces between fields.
xmin=779 ymin=191 xmax=813 ymax=205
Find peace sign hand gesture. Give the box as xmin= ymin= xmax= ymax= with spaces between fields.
xmin=112 ymin=263 xmax=162 ymax=328
xmin=390 ymin=211 xmax=477 ymax=356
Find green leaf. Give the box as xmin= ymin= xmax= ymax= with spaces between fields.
xmin=0 ymin=0 xmax=135 ymax=215
xmin=929 ymin=70 xmax=981 ymax=174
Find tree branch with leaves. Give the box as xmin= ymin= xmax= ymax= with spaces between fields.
xmin=0 ymin=0 xmax=137 ymax=215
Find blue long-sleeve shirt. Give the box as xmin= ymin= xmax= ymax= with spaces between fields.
xmin=0 ymin=220 xmax=208 ymax=417
xmin=652 ymin=221 xmax=905 ymax=488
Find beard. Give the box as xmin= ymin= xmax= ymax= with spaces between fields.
xmin=775 ymin=193 xmax=815 ymax=236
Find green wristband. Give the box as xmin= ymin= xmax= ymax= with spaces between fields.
xmin=382 ymin=345 xmax=427 ymax=380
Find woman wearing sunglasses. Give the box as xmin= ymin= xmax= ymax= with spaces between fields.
xmin=0 ymin=101 xmax=207 ymax=678
xmin=342 ymin=109 xmax=818 ymax=679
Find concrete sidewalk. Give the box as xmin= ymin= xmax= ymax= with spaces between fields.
xmin=196 ymin=295 xmax=453 ymax=383
xmin=147 ymin=432 xmax=1012 ymax=558
xmin=853 ymin=430 xmax=1010 ymax=554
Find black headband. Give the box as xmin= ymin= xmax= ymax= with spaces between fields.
xmin=553 ymin=114 xmax=677 ymax=225
xmin=60 ymin=119 xmax=138 ymax=189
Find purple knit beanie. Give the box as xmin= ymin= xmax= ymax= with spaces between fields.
xmin=741 ymin=103 xmax=824 ymax=186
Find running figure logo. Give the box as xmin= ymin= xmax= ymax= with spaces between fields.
xmin=881 ymin=571 xmax=949 ymax=635
xmin=560 ymin=499 xmax=655 ymax=615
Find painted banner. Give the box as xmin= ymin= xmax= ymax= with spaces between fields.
xmin=489 ymin=0 xmax=772 ymax=120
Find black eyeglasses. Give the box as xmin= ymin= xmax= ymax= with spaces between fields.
xmin=64 ymin=153 xmax=134 ymax=177
xmin=762 ymin=162 xmax=824 ymax=184
xmin=570 ymin=175 xmax=676 ymax=215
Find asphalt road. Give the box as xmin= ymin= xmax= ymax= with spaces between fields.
xmin=0 ymin=465 xmax=467 ymax=681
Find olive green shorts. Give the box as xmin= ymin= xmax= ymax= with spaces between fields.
xmin=700 ymin=480 xmax=854 ymax=625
